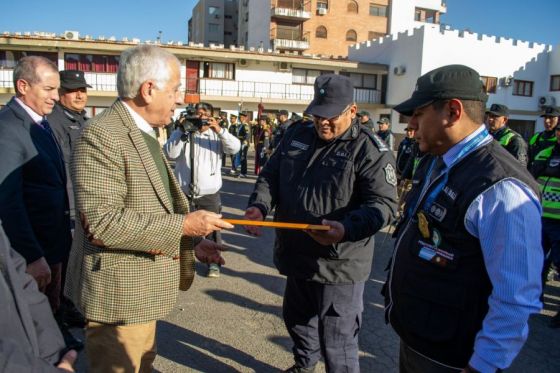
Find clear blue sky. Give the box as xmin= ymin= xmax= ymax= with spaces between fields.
xmin=0 ymin=0 xmax=558 ymax=46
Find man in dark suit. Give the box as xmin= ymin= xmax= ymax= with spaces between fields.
xmin=0 ymin=56 xmax=79 ymax=347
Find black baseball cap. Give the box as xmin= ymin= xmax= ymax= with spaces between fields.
xmin=486 ymin=103 xmax=509 ymax=117
xmin=377 ymin=117 xmax=390 ymax=125
xmin=394 ymin=64 xmax=488 ymax=116
xmin=59 ymin=70 xmax=92 ymax=89
xmin=357 ymin=110 xmax=370 ymax=117
xmin=239 ymin=111 xmax=248 ymax=117
xmin=278 ymin=109 xmax=289 ymax=116
xmin=305 ymin=74 xmax=354 ymax=119
xmin=541 ymin=106 xmax=560 ymax=117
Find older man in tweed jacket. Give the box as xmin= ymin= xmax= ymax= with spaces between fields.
xmin=65 ymin=45 xmax=232 ymax=373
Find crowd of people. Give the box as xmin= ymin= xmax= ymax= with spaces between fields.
xmin=0 ymin=45 xmax=558 ymax=373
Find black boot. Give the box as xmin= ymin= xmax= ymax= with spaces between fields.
xmin=284 ymin=365 xmax=316 ymax=373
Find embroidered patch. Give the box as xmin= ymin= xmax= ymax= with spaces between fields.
xmin=384 ymin=163 xmax=397 ymax=186
xmin=442 ymin=186 xmax=458 ymax=201
xmin=428 ymin=202 xmax=447 ymax=222
xmin=290 ymin=140 xmax=309 ymax=151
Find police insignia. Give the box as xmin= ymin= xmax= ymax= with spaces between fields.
xmin=384 ymin=163 xmax=397 ymax=186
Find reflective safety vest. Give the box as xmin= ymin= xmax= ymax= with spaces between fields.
xmin=535 ymin=146 xmax=560 ymax=219
xmin=496 ymin=128 xmax=516 ymax=146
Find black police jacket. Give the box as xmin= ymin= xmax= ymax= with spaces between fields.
xmin=248 ymin=119 xmax=397 ymax=283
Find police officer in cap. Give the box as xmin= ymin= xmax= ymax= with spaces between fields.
xmin=356 ymin=110 xmax=374 ymax=130
xmin=244 ymin=74 xmax=397 ymax=373
xmin=47 ymin=69 xmax=91 ymax=341
xmin=529 ymin=106 xmax=560 ymax=167
xmin=485 ymin=103 xmax=528 ymax=165
xmin=386 ymin=65 xmax=542 ymax=372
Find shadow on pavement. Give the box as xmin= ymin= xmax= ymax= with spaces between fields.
xmin=157 ymin=321 xmax=280 ymax=372
xmin=204 ymin=288 xmax=283 ymax=317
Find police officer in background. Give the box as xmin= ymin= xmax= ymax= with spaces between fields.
xmin=377 ymin=117 xmax=395 ymax=150
xmin=529 ymin=106 xmax=560 ymax=167
xmin=530 ymin=125 xmax=560 ymax=327
xmin=244 ymin=74 xmax=397 ymax=373
xmin=272 ymin=109 xmax=293 ymax=149
xmin=386 ymin=65 xmax=542 ymax=373
xmin=356 ymin=110 xmax=375 ymax=130
xmin=485 ymin=103 xmax=528 ymax=166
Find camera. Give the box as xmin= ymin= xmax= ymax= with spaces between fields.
xmin=174 ymin=105 xmax=208 ymax=134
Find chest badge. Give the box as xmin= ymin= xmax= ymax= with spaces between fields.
xmin=417 ymin=211 xmax=430 ymax=239
xmin=290 ymin=140 xmax=309 ymax=151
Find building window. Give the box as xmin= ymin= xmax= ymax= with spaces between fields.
xmin=369 ymin=3 xmax=387 ymax=17
xmin=415 ymin=7 xmax=439 ymax=23
xmin=317 ymin=1 xmax=328 ymax=10
xmin=347 ymin=1 xmax=358 ymax=13
xmin=209 ymin=23 xmax=219 ymax=33
xmin=65 ymin=53 xmax=119 ymax=73
xmin=481 ymin=76 xmax=497 ymax=94
xmin=225 ymin=15 xmax=232 ymax=19
xmin=368 ymin=31 xmax=384 ymax=40
xmin=513 ymin=80 xmax=533 ymax=97
xmin=203 ymin=62 xmax=235 ymax=80
xmin=0 ymin=50 xmax=57 ymax=68
xmin=316 ymin=26 xmax=327 ymax=39
xmin=346 ymin=30 xmax=357 ymax=42
xmin=293 ymin=68 xmax=334 ymax=85
xmin=208 ymin=6 xmax=218 ymax=15
xmin=550 ymin=75 xmax=560 ymax=91
xmin=340 ymin=72 xmax=377 ymax=89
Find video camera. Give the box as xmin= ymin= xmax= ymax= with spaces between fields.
xmin=174 ymin=105 xmax=208 ymax=134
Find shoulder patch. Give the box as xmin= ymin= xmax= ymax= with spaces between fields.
xmin=384 ymin=163 xmax=397 ymax=186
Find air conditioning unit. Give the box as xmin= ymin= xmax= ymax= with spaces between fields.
xmin=317 ymin=8 xmax=327 ymax=15
xmin=538 ymin=95 xmax=556 ymax=108
xmin=393 ymin=65 xmax=406 ymax=76
xmin=239 ymin=58 xmax=248 ymax=66
xmin=64 ymin=30 xmax=79 ymax=40
xmin=500 ymin=76 xmax=513 ymax=87
xmin=278 ymin=61 xmax=290 ymax=71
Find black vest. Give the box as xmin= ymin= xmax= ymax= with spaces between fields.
xmin=385 ymin=140 xmax=539 ymax=368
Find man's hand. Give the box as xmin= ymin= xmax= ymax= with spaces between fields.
xmin=26 ymin=257 xmax=51 ymax=291
xmin=57 ymin=349 xmax=77 ymax=372
xmin=306 ymin=219 xmax=345 ymax=246
xmin=244 ymin=207 xmax=264 ymax=236
xmin=182 ymin=210 xmax=233 ymax=237
xmin=207 ymin=117 xmax=222 ymax=134
xmin=194 ymin=238 xmax=227 ymax=265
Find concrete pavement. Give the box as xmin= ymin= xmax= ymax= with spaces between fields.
xmin=74 ymin=156 xmax=560 ymax=372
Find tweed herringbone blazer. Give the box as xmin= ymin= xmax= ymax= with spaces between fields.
xmin=65 ymin=100 xmax=194 ymax=325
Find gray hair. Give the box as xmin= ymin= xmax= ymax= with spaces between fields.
xmin=13 ymin=56 xmax=58 ymax=92
xmin=117 ymin=45 xmax=180 ymax=99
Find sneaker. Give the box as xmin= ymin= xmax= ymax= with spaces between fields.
xmin=239 ymin=173 xmax=248 ymax=178
xmin=207 ymin=263 xmax=220 ymax=278
xmin=229 ymin=169 xmax=237 ymax=175
xmin=284 ymin=365 xmax=316 ymax=373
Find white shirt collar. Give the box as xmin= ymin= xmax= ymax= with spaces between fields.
xmin=14 ymin=97 xmax=43 ymax=124
xmin=121 ymin=99 xmax=157 ymax=138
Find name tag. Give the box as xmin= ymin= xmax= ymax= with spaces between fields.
xmin=290 ymin=140 xmax=309 ymax=151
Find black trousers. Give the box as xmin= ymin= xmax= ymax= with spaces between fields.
xmin=399 ymin=341 xmax=462 ymax=373
xmin=283 ymin=277 xmax=364 ymax=373
xmin=190 ymin=192 xmax=222 ymax=244
xmin=240 ymin=144 xmax=248 ymax=175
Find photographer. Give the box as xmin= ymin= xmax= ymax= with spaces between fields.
xmin=164 ymin=102 xmax=240 ymax=278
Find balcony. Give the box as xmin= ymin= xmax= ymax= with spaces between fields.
xmin=271 ymin=0 xmax=311 ymax=20
xmin=190 ymin=78 xmax=382 ymax=104
xmin=271 ymin=7 xmax=311 ymax=20
xmin=270 ymin=28 xmax=309 ymax=51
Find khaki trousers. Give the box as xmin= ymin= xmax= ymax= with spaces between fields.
xmin=86 ymin=320 xmax=157 ymax=373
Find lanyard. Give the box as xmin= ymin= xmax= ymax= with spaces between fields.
xmin=407 ymin=129 xmax=490 ymax=217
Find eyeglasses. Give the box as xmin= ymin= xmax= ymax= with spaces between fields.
xmin=313 ymin=106 xmax=351 ymax=122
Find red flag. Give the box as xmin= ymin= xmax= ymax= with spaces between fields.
xmin=257 ymin=101 xmax=264 ymax=119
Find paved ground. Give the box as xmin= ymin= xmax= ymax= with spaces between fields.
xmin=74 ymin=153 xmax=560 ymax=372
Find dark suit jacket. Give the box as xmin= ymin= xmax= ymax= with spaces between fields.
xmin=0 ymin=97 xmax=71 ymax=265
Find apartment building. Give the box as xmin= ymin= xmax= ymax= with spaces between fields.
xmin=191 ymin=0 xmax=446 ymax=57
xmin=189 ymin=0 xmax=239 ymax=47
